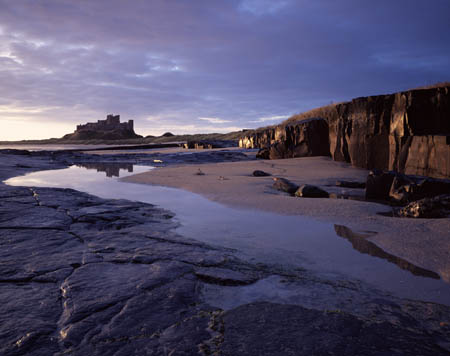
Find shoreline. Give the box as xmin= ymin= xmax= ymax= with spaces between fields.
xmin=1 ymin=149 xmax=450 ymax=354
xmin=122 ymin=156 xmax=450 ymax=283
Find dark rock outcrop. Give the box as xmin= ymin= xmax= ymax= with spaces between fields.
xmin=295 ymin=184 xmax=329 ymax=198
xmin=365 ymin=170 xmax=396 ymax=200
xmin=252 ymin=170 xmax=271 ymax=177
xmin=366 ymin=170 xmax=450 ymax=202
xmin=398 ymin=194 xmax=450 ymax=218
xmin=272 ymin=177 xmax=299 ymax=195
xmin=248 ymin=118 xmax=330 ymax=160
xmin=256 ymin=146 xmax=270 ymax=159
xmin=241 ymin=86 xmax=450 ymax=178
xmin=183 ymin=140 xmax=237 ymax=149
xmin=222 ymin=302 xmax=449 ymax=356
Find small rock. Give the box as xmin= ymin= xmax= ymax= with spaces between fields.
xmin=295 ymin=185 xmax=329 ymax=198
xmin=253 ymin=170 xmax=271 ymax=177
xmin=272 ymin=177 xmax=299 ymax=195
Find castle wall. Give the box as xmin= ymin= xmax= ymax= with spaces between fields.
xmin=75 ymin=115 xmax=133 ymax=133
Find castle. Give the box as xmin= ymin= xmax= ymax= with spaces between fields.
xmin=63 ymin=114 xmax=141 ymax=140
xmin=75 ymin=114 xmax=134 ymax=133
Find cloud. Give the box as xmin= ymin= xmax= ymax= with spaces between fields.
xmin=0 ymin=0 xmax=449 ymax=140
xmin=198 ymin=117 xmax=232 ymax=124
xmin=239 ymin=0 xmax=292 ymax=16
xmin=249 ymin=115 xmax=289 ymax=123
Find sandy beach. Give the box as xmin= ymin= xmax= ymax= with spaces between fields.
xmin=123 ymin=155 xmax=450 ymax=282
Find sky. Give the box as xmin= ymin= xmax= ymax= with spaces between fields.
xmin=0 ymin=0 xmax=449 ymax=140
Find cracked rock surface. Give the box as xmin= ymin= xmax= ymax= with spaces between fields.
xmin=1 ymin=151 xmax=449 ymax=355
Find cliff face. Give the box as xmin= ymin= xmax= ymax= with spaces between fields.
xmin=247 ymin=118 xmax=330 ymax=159
xmin=240 ymin=86 xmax=450 ymax=178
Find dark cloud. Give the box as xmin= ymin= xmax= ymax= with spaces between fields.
xmin=0 ymin=0 xmax=449 ymax=139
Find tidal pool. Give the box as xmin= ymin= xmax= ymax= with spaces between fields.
xmin=5 ymin=163 xmax=450 ymax=306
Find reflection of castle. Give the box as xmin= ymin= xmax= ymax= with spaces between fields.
xmin=75 ymin=114 xmax=134 ymax=133
xmin=77 ymin=162 xmax=134 ymax=178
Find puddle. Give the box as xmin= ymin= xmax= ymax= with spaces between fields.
xmin=5 ymin=163 xmax=450 ymax=306
xmin=334 ymin=225 xmax=440 ymax=279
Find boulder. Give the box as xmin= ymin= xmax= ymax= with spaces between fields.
xmin=388 ymin=174 xmax=418 ymax=203
xmin=365 ymin=170 xmax=396 ymax=200
xmin=398 ymin=195 xmax=450 ymax=218
xmin=272 ymin=178 xmax=299 ymax=195
xmin=252 ymin=170 xmax=271 ymax=177
xmin=389 ymin=175 xmax=450 ymax=203
xmin=256 ymin=147 xmax=270 ymax=159
xmin=366 ymin=169 xmax=450 ymax=203
xmin=295 ymin=185 xmax=329 ymax=198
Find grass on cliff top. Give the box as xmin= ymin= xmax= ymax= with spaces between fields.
xmin=248 ymin=103 xmax=342 ymax=134
xmin=412 ymin=81 xmax=450 ymax=90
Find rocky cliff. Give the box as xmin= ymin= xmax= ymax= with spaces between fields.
xmin=240 ymin=85 xmax=450 ymax=178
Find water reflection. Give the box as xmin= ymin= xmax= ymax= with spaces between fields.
xmin=76 ymin=162 xmax=134 ymax=177
xmin=334 ymin=225 xmax=440 ymax=279
xmin=5 ymin=165 xmax=450 ymax=305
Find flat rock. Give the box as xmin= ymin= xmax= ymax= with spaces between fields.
xmin=221 ymin=302 xmax=449 ymax=356
xmin=195 ymin=267 xmax=258 ymax=286
xmin=0 ymin=229 xmax=83 ymax=282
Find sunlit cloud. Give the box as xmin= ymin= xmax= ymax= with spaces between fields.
xmin=0 ymin=119 xmax=74 ymax=141
xmin=0 ymin=105 xmax=59 ymax=114
xmin=249 ymin=115 xmax=289 ymax=123
xmin=198 ymin=117 xmax=232 ymax=124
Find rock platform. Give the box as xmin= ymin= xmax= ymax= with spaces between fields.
xmin=0 ymin=150 xmax=449 ymax=355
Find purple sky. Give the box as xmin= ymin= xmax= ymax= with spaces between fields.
xmin=1 ymin=0 xmax=449 ymax=140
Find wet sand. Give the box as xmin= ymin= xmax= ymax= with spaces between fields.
xmin=122 ymin=156 xmax=450 ymax=283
